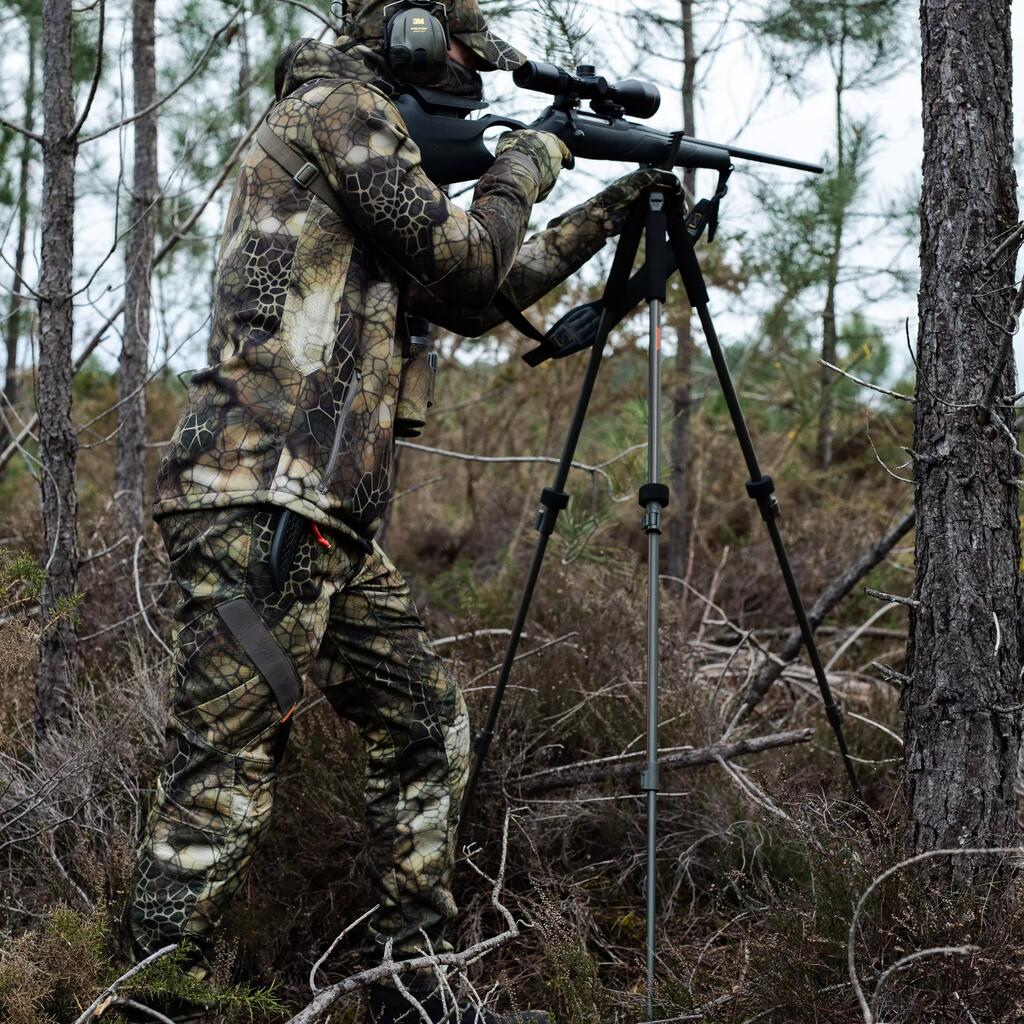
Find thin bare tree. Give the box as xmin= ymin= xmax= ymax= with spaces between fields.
xmin=35 ymin=0 xmax=87 ymax=734
xmin=1 ymin=12 xmax=38 ymax=475
xmin=115 ymin=0 xmax=159 ymax=537
xmin=666 ymin=0 xmax=698 ymax=580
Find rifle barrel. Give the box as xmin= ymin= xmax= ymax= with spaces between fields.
xmin=692 ymin=136 xmax=823 ymax=174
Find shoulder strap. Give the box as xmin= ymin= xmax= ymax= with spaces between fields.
xmin=256 ymin=121 xmax=346 ymax=221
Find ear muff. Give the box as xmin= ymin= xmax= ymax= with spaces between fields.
xmin=383 ymin=1 xmax=451 ymax=85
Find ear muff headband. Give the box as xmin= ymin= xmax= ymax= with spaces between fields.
xmin=383 ymin=0 xmax=451 ymax=85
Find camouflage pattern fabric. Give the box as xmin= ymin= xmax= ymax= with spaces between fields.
xmin=154 ymin=38 xmax=641 ymax=543
xmin=345 ymin=0 xmax=528 ymax=72
xmin=131 ymin=506 xmax=469 ymax=982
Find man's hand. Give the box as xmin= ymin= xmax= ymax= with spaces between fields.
xmin=553 ymin=167 xmax=682 ymax=235
xmin=495 ymin=130 xmax=573 ymax=202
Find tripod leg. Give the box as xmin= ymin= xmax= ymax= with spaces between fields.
xmin=459 ymin=201 xmax=650 ymax=834
xmin=664 ymin=205 xmax=862 ymax=797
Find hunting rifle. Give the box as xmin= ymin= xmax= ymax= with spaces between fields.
xmin=396 ymin=59 xmax=824 ymax=186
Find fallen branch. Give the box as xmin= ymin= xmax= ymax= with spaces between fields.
xmin=728 ymin=510 xmax=914 ymax=730
xmin=512 ymin=729 xmax=812 ymax=795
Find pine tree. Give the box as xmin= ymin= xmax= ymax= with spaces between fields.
xmin=903 ymin=0 xmax=1022 ymax=877
xmin=35 ymin=0 xmax=82 ymax=733
xmin=0 ymin=5 xmax=39 ymax=476
xmin=115 ymin=0 xmax=159 ymax=539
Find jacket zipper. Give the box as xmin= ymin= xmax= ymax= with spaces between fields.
xmin=316 ymin=368 xmax=362 ymax=495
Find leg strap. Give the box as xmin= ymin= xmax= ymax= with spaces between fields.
xmin=217 ymin=598 xmax=301 ymax=718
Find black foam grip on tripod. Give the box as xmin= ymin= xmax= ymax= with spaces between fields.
xmin=643 ymin=198 xmax=669 ymax=303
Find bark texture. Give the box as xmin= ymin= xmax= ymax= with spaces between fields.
xmin=115 ymin=0 xmax=158 ymax=536
xmin=667 ymin=0 xmax=697 ymax=580
xmin=904 ymin=0 xmax=1021 ymax=871
xmin=1 ymin=18 xmax=38 ymax=469
xmin=36 ymin=0 xmax=79 ymax=734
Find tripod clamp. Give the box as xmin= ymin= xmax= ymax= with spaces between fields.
xmin=745 ymin=474 xmax=780 ymax=522
xmin=639 ymin=484 xmax=670 ymax=534
xmin=536 ymin=486 xmax=570 ymax=535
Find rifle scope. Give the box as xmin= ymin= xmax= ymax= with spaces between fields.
xmin=513 ymin=60 xmax=662 ymax=120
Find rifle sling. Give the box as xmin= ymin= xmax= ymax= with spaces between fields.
xmin=217 ymin=597 xmax=301 ymax=719
xmin=256 ymin=121 xmax=347 ymax=220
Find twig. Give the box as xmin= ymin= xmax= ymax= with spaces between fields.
xmin=0 ymin=114 xmax=42 ymax=143
xmin=864 ymin=588 xmax=919 ymax=609
xmin=107 ymin=998 xmax=176 ymax=1024
xmin=80 ymin=2 xmax=245 ymax=143
xmin=869 ymin=945 xmax=979 ymax=1019
xmin=819 ymin=360 xmax=915 ymax=403
xmin=464 ymin=632 xmax=578 ymax=688
xmin=286 ymin=816 xmax=519 ymax=1024
xmin=73 ymin=945 xmax=177 ymax=1024
xmin=514 ymin=729 xmax=812 ymax=794
xmin=432 ymin=628 xmax=538 ymax=649
xmin=68 ymin=0 xmax=105 ymax=140
xmin=310 ymin=904 xmax=380 ymax=993
xmin=871 ymin=661 xmax=910 ymax=689
xmin=133 ymin=537 xmax=172 ymax=657
xmin=825 ymin=603 xmax=900 ymax=672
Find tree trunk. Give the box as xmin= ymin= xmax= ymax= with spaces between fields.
xmin=1 ymin=18 xmax=38 ymax=473
xmin=903 ymin=0 xmax=1021 ymax=878
xmin=115 ymin=0 xmax=158 ymax=538
xmin=35 ymin=0 xmax=79 ymax=735
xmin=666 ymin=0 xmax=697 ymax=580
xmin=817 ymin=31 xmax=847 ymax=471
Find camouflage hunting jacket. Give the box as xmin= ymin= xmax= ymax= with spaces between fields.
xmin=154 ymin=39 xmax=614 ymax=540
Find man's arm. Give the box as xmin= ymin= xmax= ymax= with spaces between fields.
xmin=302 ymin=80 xmax=555 ymax=309
xmin=405 ymin=167 xmax=679 ymax=337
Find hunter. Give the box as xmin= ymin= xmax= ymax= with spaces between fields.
xmin=127 ymin=2 xmax=675 ymax=1021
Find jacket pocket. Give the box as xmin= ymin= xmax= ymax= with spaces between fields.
xmin=279 ymin=198 xmax=354 ymax=376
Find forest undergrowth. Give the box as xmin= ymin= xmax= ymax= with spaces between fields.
xmin=3 ymin=349 xmax=1022 ymax=1024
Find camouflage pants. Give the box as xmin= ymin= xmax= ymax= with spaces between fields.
xmin=130 ymin=507 xmax=470 ymax=981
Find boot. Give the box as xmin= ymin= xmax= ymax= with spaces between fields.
xmin=367 ymin=982 xmax=551 ymax=1024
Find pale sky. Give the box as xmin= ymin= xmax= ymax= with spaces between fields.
xmin=4 ymin=1 xmax=1024 ymax=381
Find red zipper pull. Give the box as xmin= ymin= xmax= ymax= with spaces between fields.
xmin=310 ymin=522 xmax=332 ymax=549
